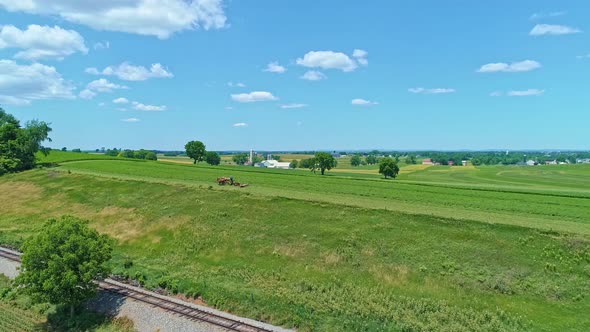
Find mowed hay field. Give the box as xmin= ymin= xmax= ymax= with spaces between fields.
xmin=1 ymin=154 xmax=589 ymax=331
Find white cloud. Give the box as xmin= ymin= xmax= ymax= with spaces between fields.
xmin=489 ymin=91 xmax=503 ymax=97
xmin=296 ymin=51 xmax=359 ymax=72
xmin=408 ymin=87 xmax=455 ymax=94
xmin=530 ymin=24 xmax=581 ymax=36
xmin=86 ymin=62 xmax=173 ymax=81
xmin=233 ymin=122 xmax=247 ymax=127
xmin=0 ymin=24 xmax=87 ymax=60
xmin=352 ymin=49 xmax=368 ymax=66
xmin=85 ymin=67 xmax=100 ymax=75
xmin=93 ymin=41 xmax=110 ymax=50
xmin=98 ymin=102 xmax=105 ymax=107
xmin=121 ymin=118 xmax=140 ymax=123
xmin=264 ymin=61 xmax=286 ymax=73
xmin=477 ymin=60 xmax=541 ymax=73
xmin=132 ymin=101 xmax=166 ymax=111
xmin=507 ymin=89 xmax=545 ymax=96
xmin=280 ymin=103 xmax=307 ymax=109
xmin=231 ymin=91 xmax=278 ymax=103
xmin=351 ymin=98 xmax=378 ymax=106
xmin=0 ymin=60 xmax=74 ymax=105
xmin=225 ymin=106 xmax=233 ymax=110
xmin=79 ymin=79 xmax=127 ymax=100
xmin=227 ymin=81 xmax=246 ymax=87
xmin=300 ymin=70 xmax=326 ymax=81
xmin=576 ymin=54 xmax=590 ymax=59
xmin=79 ymin=89 xmax=96 ymax=99
xmin=530 ymin=11 xmax=566 ymax=20
xmin=86 ymin=78 xmax=128 ymax=92
xmin=0 ymin=0 xmax=227 ymax=39
xmin=113 ymin=97 xmax=129 ymax=104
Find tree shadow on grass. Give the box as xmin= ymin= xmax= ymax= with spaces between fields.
xmin=39 ymin=290 xmax=130 ymax=331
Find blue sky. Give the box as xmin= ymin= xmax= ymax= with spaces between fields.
xmin=0 ymin=1 xmax=588 ymax=151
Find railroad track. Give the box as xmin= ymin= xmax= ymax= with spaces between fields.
xmin=0 ymin=247 xmax=276 ymax=332
xmin=0 ymin=247 xmax=21 ymax=262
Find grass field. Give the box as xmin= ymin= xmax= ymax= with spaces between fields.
xmin=1 ymin=152 xmax=589 ymax=331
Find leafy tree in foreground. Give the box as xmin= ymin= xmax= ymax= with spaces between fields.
xmin=0 ymin=109 xmax=51 ymax=175
xmin=379 ymin=157 xmax=400 ymax=179
xmin=314 ymin=152 xmax=336 ymax=175
xmin=185 ymin=140 xmax=206 ymax=164
xmin=16 ymin=216 xmax=112 ymax=318
xmin=205 ymin=151 xmax=221 ymax=165
xmin=232 ymin=153 xmax=249 ymax=165
xmin=350 ymin=155 xmax=361 ymax=167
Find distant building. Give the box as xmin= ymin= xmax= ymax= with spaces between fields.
xmin=577 ymin=158 xmax=590 ymax=164
xmin=545 ymin=160 xmax=557 ymax=165
xmin=526 ymin=160 xmax=536 ymax=166
xmin=462 ymin=160 xmax=468 ymax=167
xmin=255 ymin=160 xmax=291 ymax=169
xmin=422 ymin=158 xmax=434 ymax=165
xmin=448 ymin=160 xmax=454 ymax=166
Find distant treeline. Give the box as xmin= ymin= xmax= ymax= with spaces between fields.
xmin=104 ymin=148 xmax=157 ymax=160
xmin=357 ymin=151 xmax=590 ymax=166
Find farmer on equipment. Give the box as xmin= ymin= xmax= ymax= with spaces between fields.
xmin=229 ymin=176 xmax=234 ymax=185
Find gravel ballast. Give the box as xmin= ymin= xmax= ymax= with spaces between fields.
xmin=0 ymin=250 xmax=292 ymax=332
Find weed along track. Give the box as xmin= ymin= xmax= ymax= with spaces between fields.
xmin=0 ymin=247 xmax=278 ymax=332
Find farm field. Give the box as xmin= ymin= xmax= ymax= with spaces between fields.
xmin=0 ymin=153 xmax=589 ymax=331
xmin=47 ymin=159 xmax=590 ymax=235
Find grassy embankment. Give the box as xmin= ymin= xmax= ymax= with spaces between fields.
xmin=0 ymin=152 xmax=589 ymax=331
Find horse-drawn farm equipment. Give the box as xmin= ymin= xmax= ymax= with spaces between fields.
xmin=216 ymin=177 xmax=248 ymax=188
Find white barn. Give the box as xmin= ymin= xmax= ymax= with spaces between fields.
xmin=256 ymin=160 xmax=291 ymax=169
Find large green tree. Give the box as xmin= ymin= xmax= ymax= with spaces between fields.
xmin=350 ymin=155 xmax=362 ymax=167
xmin=232 ymin=153 xmax=249 ymax=165
xmin=378 ymin=157 xmax=400 ymax=179
xmin=16 ymin=216 xmax=112 ymax=318
xmin=205 ymin=151 xmax=221 ymax=165
xmin=185 ymin=140 xmax=206 ymax=164
xmin=0 ymin=109 xmax=51 ymax=175
xmin=314 ymin=152 xmax=336 ymax=175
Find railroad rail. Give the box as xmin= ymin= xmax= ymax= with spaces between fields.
xmin=0 ymin=247 xmax=277 ymax=332
xmin=0 ymin=247 xmax=21 ymax=262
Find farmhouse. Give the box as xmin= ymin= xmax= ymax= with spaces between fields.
xmin=255 ymin=160 xmax=291 ymax=169
xmin=545 ymin=160 xmax=557 ymax=165
xmin=526 ymin=160 xmax=537 ymax=166
xmin=422 ymin=158 xmax=434 ymax=165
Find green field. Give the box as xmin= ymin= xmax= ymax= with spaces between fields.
xmin=1 ymin=152 xmax=590 ymax=331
